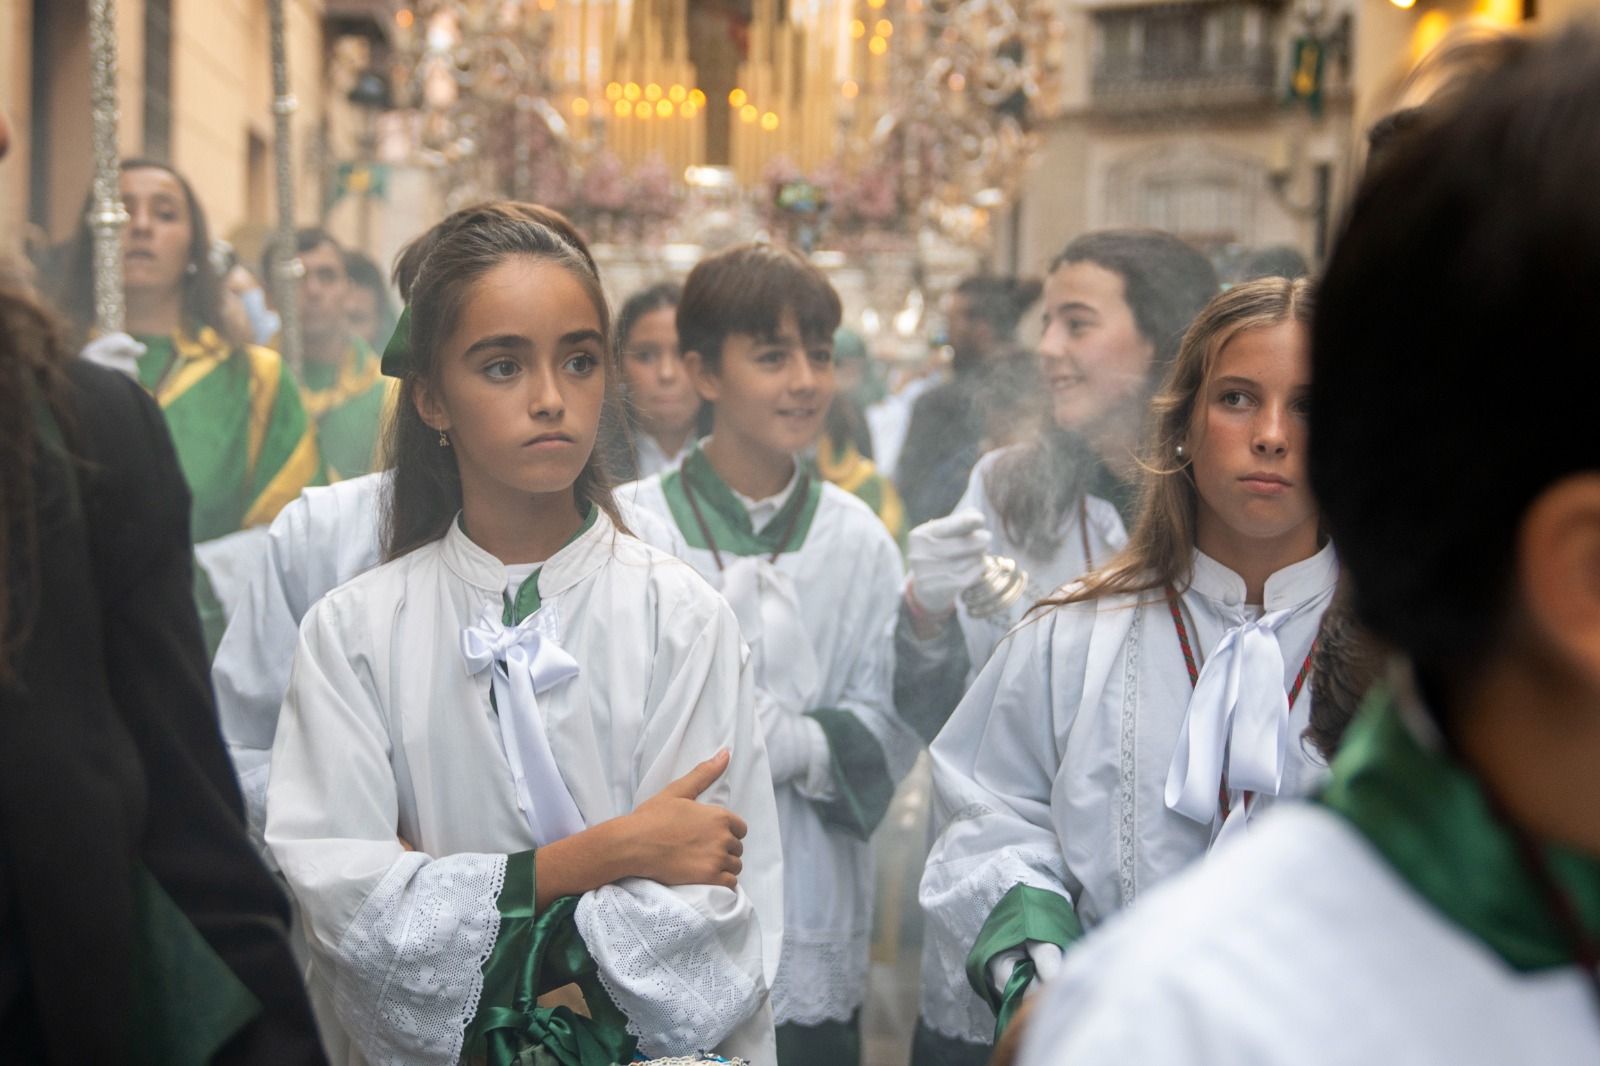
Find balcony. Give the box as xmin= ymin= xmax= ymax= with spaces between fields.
xmin=1091 ymin=1 xmax=1284 ymax=116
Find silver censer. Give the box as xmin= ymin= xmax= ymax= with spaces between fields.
xmin=960 ymin=555 xmax=1030 ymax=619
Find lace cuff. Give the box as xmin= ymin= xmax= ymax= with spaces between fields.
xmin=329 ymin=851 xmax=507 ymax=1066
xmin=575 ymin=882 xmax=760 ymax=1056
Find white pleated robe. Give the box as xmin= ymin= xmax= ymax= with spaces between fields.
xmin=623 ymin=468 xmax=921 ymax=1027
xmin=919 ymin=545 xmax=1338 ymax=1044
xmin=214 ymin=470 xmax=687 ymax=839
xmin=265 ymin=511 xmax=782 ymax=1065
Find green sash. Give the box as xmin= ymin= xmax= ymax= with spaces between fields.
xmin=964 ymin=884 xmax=1082 ymax=1040
xmin=461 ymin=853 xmax=636 ymax=1066
xmin=660 ymin=444 xmax=822 ymax=557
xmin=301 ymin=338 xmax=391 ymax=480
xmin=136 ymin=330 xmax=322 ymax=542
xmin=1320 ymin=686 xmax=1600 ymax=971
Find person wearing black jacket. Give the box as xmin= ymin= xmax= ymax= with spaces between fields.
xmin=0 ymin=271 xmax=325 ymax=1064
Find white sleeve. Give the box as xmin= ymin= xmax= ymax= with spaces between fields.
xmin=573 ymin=585 xmax=781 ymax=1058
xmin=921 ymin=607 xmax=1085 ymax=1000
xmin=805 ymin=529 xmax=921 ymax=818
xmin=266 ymin=595 xmax=508 ymax=1066
xmin=214 ymin=495 xmax=316 ymax=841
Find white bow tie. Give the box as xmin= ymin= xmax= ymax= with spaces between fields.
xmin=1164 ymin=608 xmax=1298 ymax=834
xmin=462 ymin=605 xmax=584 ymax=846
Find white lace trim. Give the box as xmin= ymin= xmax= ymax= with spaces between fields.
xmin=574 ymin=885 xmax=760 ymax=1056
xmin=329 ymin=851 xmax=507 ymax=1066
xmin=919 ymin=829 xmax=1070 ymax=1043
xmin=769 ymin=928 xmax=870 ymax=1026
xmin=1117 ymin=608 xmax=1144 ymax=907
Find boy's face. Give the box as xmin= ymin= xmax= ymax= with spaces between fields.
xmin=689 ymin=306 xmax=836 ymax=460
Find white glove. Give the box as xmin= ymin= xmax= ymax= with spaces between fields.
xmin=987 ymin=940 xmax=1065 ymax=997
xmin=906 ymin=509 xmax=992 ymax=615
xmin=764 ymin=709 xmax=831 ymax=795
xmin=81 ymin=331 xmax=146 ymax=379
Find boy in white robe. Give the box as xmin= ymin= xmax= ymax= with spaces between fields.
xmin=1019 ymin=31 xmax=1600 ymax=1063
xmin=622 ymin=243 xmax=919 ymax=1065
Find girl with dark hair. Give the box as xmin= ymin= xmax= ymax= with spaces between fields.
xmin=264 ymin=214 xmax=781 ymax=1064
xmin=611 ymin=281 xmax=701 ymax=479
xmin=57 ymin=160 xmax=320 ymax=544
xmin=623 ymin=243 xmax=918 ymax=1066
xmin=920 ymin=277 xmax=1337 ymax=1056
xmin=906 ymin=232 xmax=1218 ymax=1066
xmin=212 ymin=202 xmax=687 ymax=842
xmin=897 ymin=231 xmax=1218 ymax=741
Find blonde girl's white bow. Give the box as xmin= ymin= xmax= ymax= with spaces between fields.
xmin=1164 ymin=608 xmax=1296 ymax=832
xmin=462 ymin=605 xmax=584 ymax=845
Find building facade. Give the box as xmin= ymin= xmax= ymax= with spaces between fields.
xmin=0 ymin=0 xmax=337 ymax=263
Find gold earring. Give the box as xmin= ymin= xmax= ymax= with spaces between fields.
xmin=438 ymin=428 xmax=450 ymax=448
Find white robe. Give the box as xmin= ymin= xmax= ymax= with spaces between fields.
xmin=1017 ymin=803 xmax=1600 ymax=1065
xmin=919 ymin=545 xmax=1338 ymax=1044
xmin=214 ymin=470 xmax=687 ymax=839
xmin=265 ymin=511 xmax=782 ymax=1065
xmin=623 ymin=470 xmax=920 ymax=1027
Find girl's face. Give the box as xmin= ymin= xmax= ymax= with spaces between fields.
xmin=1037 ymin=260 xmax=1155 ymax=437
xmin=621 ymin=305 xmax=700 ymax=439
xmin=417 ymin=257 xmax=607 ymax=505
xmin=1187 ymin=320 xmax=1319 ymax=558
xmin=689 ymin=307 xmax=836 ymax=463
xmin=121 ymin=167 xmax=194 ymax=300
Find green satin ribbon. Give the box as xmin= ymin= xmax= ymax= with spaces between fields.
xmin=461 ymin=852 xmax=637 ymax=1066
xmin=964 ymin=883 xmax=1083 ymax=1043
xmin=380 ymin=305 xmax=412 ymax=378
xmin=992 ymin=958 xmax=1036 ymax=1040
xmin=1320 ymin=685 xmax=1600 ymax=972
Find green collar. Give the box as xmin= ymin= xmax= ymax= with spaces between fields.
xmin=1320 ymin=685 xmax=1600 ymax=971
xmin=660 ymin=442 xmax=822 ymax=558
xmin=491 ymin=504 xmax=599 ymax=625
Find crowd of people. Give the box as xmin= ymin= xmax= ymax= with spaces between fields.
xmin=3 ymin=21 xmax=1600 ymax=1066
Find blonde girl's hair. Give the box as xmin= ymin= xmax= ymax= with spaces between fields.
xmin=1042 ymin=275 xmax=1315 ymax=610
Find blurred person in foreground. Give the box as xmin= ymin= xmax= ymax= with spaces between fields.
xmin=0 ymin=110 xmax=324 ymax=1062
xmin=895 ymin=275 xmax=1042 ymax=527
xmin=1018 ymin=25 xmax=1600 ymax=1065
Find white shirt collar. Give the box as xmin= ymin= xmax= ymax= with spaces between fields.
xmin=442 ymin=507 xmax=615 ymax=602
xmin=1186 ymin=540 xmax=1339 ymax=614
xmin=729 ymin=462 xmax=803 ymax=531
